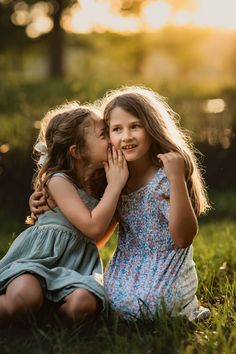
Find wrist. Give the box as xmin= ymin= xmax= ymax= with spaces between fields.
xmin=106 ymin=182 xmax=123 ymax=194
xmin=168 ymin=175 xmax=186 ymax=185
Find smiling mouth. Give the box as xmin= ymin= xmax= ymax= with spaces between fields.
xmin=122 ymin=144 xmax=137 ymax=150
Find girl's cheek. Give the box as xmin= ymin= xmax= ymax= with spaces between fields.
xmin=109 ymin=135 xmax=118 ymax=148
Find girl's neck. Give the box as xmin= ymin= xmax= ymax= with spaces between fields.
xmin=75 ymin=163 xmax=96 ymax=193
xmin=126 ymin=158 xmax=158 ymax=193
xmin=128 ymin=156 xmax=156 ymax=176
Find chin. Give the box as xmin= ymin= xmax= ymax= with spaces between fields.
xmin=124 ymin=157 xmax=136 ymax=162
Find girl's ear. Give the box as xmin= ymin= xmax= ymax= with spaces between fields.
xmin=69 ymin=145 xmax=80 ymax=160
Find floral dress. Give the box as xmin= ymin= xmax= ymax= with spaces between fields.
xmin=104 ymin=168 xmax=209 ymax=321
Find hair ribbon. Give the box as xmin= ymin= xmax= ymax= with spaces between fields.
xmin=34 ymin=141 xmax=48 ymax=166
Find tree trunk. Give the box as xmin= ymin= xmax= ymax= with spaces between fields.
xmin=49 ymin=0 xmax=64 ymax=78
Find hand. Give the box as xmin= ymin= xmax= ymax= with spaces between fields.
xmin=103 ymin=146 xmax=129 ymax=190
xmin=29 ymin=190 xmax=48 ymax=220
xmin=157 ymin=152 xmax=185 ymax=182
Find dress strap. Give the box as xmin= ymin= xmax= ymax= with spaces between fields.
xmin=51 ymin=173 xmax=79 ymax=190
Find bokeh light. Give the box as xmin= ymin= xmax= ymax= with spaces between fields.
xmin=0 ymin=144 xmax=10 ymax=153
xmin=8 ymin=0 xmax=236 ymax=36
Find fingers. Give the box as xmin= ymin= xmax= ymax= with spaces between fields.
xmin=157 ymin=152 xmax=185 ymax=180
xmin=157 ymin=151 xmax=182 ymax=162
xmin=32 ymin=198 xmax=45 ymax=208
xmin=107 ymin=146 xmax=112 ymax=165
xmin=117 ymin=149 xmax=124 ymax=167
xmin=107 ymin=146 xmax=121 ymax=166
xmin=112 ymin=146 xmax=118 ymax=164
xmin=106 ymin=145 xmax=127 ymax=169
xmin=33 ymin=190 xmax=44 ymax=199
xmin=103 ymin=161 xmax=108 ymax=174
xmin=30 ymin=212 xmax=37 ymax=221
xmin=31 ymin=206 xmax=42 ymax=215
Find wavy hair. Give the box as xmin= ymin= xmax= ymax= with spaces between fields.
xmin=33 ymin=102 xmax=104 ymax=200
xmin=101 ymin=86 xmax=210 ymax=216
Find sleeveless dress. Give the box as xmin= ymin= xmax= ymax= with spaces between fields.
xmin=0 ymin=174 xmax=108 ymax=312
xmin=104 ymin=168 xmax=210 ymax=321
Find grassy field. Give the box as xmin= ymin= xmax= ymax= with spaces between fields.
xmin=0 ymin=219 xmax=235 ymax=354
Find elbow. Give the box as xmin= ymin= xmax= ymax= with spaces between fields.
xmin=173 ymin=238 xmax=193 ymax=249
xmin=85 ymin=227 xmax=104 ymax=241
xmin=170 ymin=227 xmax=198 ymax=249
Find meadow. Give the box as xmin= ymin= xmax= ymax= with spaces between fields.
xmin=1 ymin=3 xmax=236 ymax=351
xmin=0 ymin=205 xmax=235 ymax=354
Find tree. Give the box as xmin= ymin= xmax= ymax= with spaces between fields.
xmin=0 ymin=0 xmax=78 ymax=78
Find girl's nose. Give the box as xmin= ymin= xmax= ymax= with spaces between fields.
xmin=122 ymin=129 xmax=132 ymax=140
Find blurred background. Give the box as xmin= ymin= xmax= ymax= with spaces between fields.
xmin=0 ymin=0 xmax=236 ymax=241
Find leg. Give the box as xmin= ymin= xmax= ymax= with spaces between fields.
xmin=0 ymin=273 xmax=44 ymax=323
xmin=58 ymin=288 xmax=102 ymax=325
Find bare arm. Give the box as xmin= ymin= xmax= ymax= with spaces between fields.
xmin=158 ymin=152 xmax=198 ymax=248
xmin=48 ymin=148 xmax=128 ymax=242
xmin=96 ymin=219 xmax=118 ymax=249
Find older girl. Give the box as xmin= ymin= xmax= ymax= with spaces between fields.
xmin=101 ymin=86 xmax=210 ymax=321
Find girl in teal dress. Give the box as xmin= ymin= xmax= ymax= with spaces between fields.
xmin=0 ymin=102 xmax=128 ymax=325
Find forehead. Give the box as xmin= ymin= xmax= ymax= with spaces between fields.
xmin=84 ymin=117 xmax=105 ymax=135
xmin=109 ymin=107 xmax=140 ymax=125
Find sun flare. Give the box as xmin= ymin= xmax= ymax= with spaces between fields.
xmin=11 ymin=0 xmax=236 ymax=36
xmin=66 ymin=0 xmax=236 ymax=34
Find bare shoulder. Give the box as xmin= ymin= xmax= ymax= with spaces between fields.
xmin=46 ymin=175 xmax=78 ymax=208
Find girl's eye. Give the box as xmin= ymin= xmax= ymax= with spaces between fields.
xmin=99 ymin=130 xmax=106 ymax=138
xmin=112 ymin=127 xmax=121 ymax=132
xmin=132 ymin=124 xmax=141 ymax=129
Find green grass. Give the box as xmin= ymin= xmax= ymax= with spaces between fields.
xmin=0 ymin=220 xmax=235 ymax=354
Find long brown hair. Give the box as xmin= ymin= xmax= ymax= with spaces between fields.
xmin=101 ymin=86 xmax=210 ymax=216
xmin=33 ymin=102 xmax=105 ymax=199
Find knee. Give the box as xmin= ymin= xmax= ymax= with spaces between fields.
xmin=71 ymin=297 xmax=98 ymax=321
xmin=7 ymin=289 xmax=44 ymax=317
xmin=62 ymin=290 xmax=99 ymax=323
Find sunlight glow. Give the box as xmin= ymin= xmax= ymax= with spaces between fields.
xmin=62 ymin=0 xmax=236 ymax=34
xmin=192 ymin=0 xmax=236 ymax=30
xmin=11 ymin=1 xmax=53 ymax=38
xmin=11 ymin=10 xmax=30 ymax=26
xmin=9 ymin=0 xmax=236 ymax=35
xmin=26 ymin=16 xmax=53 ymax=38
xmin=11 ymin=1 xmax=30 ymax=26
xmin=173 ymin=10 xmax=192 ymax=26
xmin=33 ymin=120 xmax=41 ymax=129
xmin=62 ymin=1 xmax=140 ymax=34
xmin=202 ymin=98 xmax=226 ymax=114
xmin=140 ymin=1 xmax=171 ymax=31
xmin=0 ymin=144 xmax=10 ymax=154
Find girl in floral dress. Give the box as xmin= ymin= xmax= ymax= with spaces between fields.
xmin=101 ymin=86 xmax=210 ymax=321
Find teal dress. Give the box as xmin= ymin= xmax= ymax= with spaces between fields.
xmin=0 ymin=174 xmax=108 ymax=312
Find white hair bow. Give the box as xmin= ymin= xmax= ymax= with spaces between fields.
xmin=34 ymin=141 xmax=48 ymax=166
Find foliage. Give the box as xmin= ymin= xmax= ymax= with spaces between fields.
xmin=0 ymin=78 xmax=235 ymax=219
xmin=0 ymin=220 xmax=235 ymax=353
xmin=0 ymin=0 xmax=79 ymax=77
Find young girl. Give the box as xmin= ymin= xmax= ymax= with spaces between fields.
xmin=100 ymin=86 xmax=210 ymax=321
xmin=0 ymin=102 xmax=128 ymax=325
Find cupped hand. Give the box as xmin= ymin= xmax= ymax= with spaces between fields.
xmin=103 ymin=146 xmax=129 ymax=189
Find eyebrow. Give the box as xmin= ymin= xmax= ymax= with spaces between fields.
xmin=96 ymin=126 xmax=105 ymax=134
xmin=110 ymin=120 xmax=141 ymax=127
